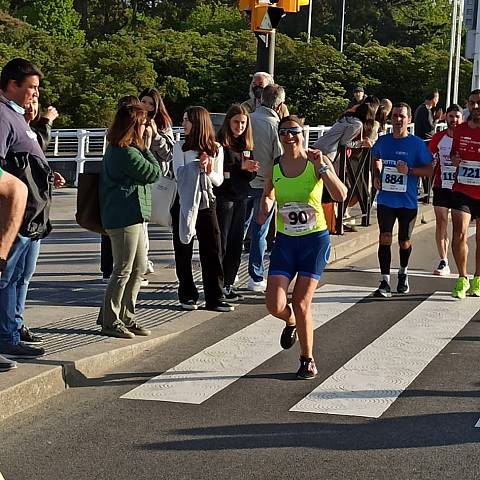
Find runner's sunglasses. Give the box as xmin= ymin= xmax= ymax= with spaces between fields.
xmin=278 ymin=127 xmax=303 ymax=136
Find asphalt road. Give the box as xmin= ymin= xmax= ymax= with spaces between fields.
xmin=1 ymin=221 xmax=480 ymax=480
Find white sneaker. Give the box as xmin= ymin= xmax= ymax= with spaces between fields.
xmin=145 ymin=260 xmax=155 ymax=274
xmin=433 ymin=260 xmax=450 ymax=276
xmin=247 ymin=277 xmax=267 ymax=292
xmin=140 ymin=278 xmax=149 ymax=287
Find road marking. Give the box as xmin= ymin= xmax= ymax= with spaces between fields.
xmin=475 ymin=418 xmax=480 ymax=428
xmin=121 ymin=284 xmax=373 ymax=404
xmin=290 ymin=292 xmax=479 ymax=418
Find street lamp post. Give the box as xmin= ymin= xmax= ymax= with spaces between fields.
xmin=446 ymin=0 xmax=458 ymax=109
xmin=307 ymin=0 xmax=313 ymax=43
xmin=453 ymin=0 xmax=464 ymax=104
xmin=340 ymin=0 xmax=346 ymax=53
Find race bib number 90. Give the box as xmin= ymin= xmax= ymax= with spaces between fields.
xmin=382 ymin=165 xmax=407 ymax=193
xmin=457 ymin=161 xmax=480 ymax=186
xmin=280 ymin=202 xmax=316 ymax=233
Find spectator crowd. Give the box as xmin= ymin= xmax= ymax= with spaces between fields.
xmin=1 ymin=58 xmax=480 ymax=381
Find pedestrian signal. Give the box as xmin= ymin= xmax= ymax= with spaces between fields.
xmin=251 ymin=4 xmax=284 ymax=32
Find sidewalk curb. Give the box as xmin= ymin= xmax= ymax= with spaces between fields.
xmin=0 ymin=203 xmax=437 ymax=423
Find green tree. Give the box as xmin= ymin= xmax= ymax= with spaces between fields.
xmin=18 ymin=0 xmax=84 ymax=45
xmin=182 ymin=3 xmax=246 ymax=34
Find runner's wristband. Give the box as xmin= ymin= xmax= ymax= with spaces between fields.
xmin=318 ymin=164 xmax=330 ymax=175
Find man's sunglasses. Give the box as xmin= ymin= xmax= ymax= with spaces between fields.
xmin=279 ymin=127 xmax=303 ymax=136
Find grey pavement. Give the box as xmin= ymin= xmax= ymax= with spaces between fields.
xmin=0 ymin=188 xmax=436 ymax=422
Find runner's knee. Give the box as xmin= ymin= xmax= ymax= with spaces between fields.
xmin=379 ymin=232 xmax=392 ymax=245
xmin=399 ymin=240 xmax=411 ymax=249
xmin=265 ymin=294 xmax=288 ymax=317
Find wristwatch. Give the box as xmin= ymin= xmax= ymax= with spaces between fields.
xmin=318 ymin=164 xmax=330 ymax=175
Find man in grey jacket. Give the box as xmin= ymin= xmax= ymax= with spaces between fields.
xmin=245 ymin=84 xmax=284 ymax=291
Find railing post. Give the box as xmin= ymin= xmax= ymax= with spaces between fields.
xmin=303 ymin=125 xmax=310 ymax=148
xmin=335 ymin=147 xmax=347 ymax=235
xmin=74 ymin=129 xmax=88 ymax=187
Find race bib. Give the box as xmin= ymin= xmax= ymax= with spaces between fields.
xmin=279 ymin=202 xmax=316 ymax=234
xmin=440 ymin=163 xmax=456 ymax=189
xmin=382 ymin=165 xmax=407 ymax=193
xmin=457 ymin=161 xmax=480 ymax=186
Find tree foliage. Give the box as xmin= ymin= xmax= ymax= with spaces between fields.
xmin=0 ymin=2 xmax=472 ymax=128
xmin=17 ymin=0 xmax=84 ymax=45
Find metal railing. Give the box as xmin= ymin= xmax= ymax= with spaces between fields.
xmin=334 ymin=146 xmax=374 ymax=235
xmin=46 ymin=123 xmax=447 ymax=185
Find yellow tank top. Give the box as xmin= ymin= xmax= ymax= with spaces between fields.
xmin=272 ymin=159 xmax=327 ymax=236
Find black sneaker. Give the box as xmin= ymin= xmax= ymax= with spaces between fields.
xmin=0 ymin=342 xmax=45 ymax=359
xmin=206 ymin=301 xmax=235 ymax=312
xmin=180 ymin=300 xmax=198 ymax=311
xmin=296 ymin=356 xmax=318 ymax=380
xmin=397 ymin=273 xmax=409 ymax=294
xmin=0 ymin=354 xmax=17 ymax=371
xmin=19 ymin=325 xmax=43 ymax=344
xmin=280 ymin=325 xmax=297 ymax=349
xmin=223 ymin=286 xmax=244 ymax=302
xmin=374 ymin=280 xmax=391 ymax=298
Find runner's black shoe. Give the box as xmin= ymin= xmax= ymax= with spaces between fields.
xmin=296 ymin=356 xmax=318 ymax=380
xmin=374 ymin=280 xmax=391 ymax=298
xmin=280 ymin=325 xmax=297 ymax=349
xmin=397 ymin=274 xmax=409 ymax=294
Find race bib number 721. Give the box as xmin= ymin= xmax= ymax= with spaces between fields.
xmin=457 ymin=161 xmax=480 ymax=186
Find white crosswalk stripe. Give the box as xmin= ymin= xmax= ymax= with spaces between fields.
xmin=290 ymin=292 xmax=480 ymax=418
xmin=121 ymin=284 xmax=374 ymax=404
xmin=121 ymin=285 xmax=480 ymax=419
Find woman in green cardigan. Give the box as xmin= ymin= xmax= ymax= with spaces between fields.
xmin=98 ymin=103 xmax=160 ymax=338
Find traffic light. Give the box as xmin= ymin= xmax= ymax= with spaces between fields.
xmin=276 ymin=0 xmax=309 ymax=13
xmin=250 ymin=3 xmax=284 ymax=33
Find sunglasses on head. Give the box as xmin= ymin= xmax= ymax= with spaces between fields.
xmin=278 ymin=127 xmax=303 ymax=136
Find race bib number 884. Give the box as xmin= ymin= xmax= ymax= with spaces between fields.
xmin=382 ymin=165 xmax=407 ymax=193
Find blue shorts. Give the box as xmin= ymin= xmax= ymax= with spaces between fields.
xmin=268 ymin=230 xmax=330 ymax=281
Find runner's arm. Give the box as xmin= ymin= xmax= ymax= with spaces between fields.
xmin=307 ymin=149 xmax=347 ymax=202
xmin=373 ymin=157 xmax=382 ymax=191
